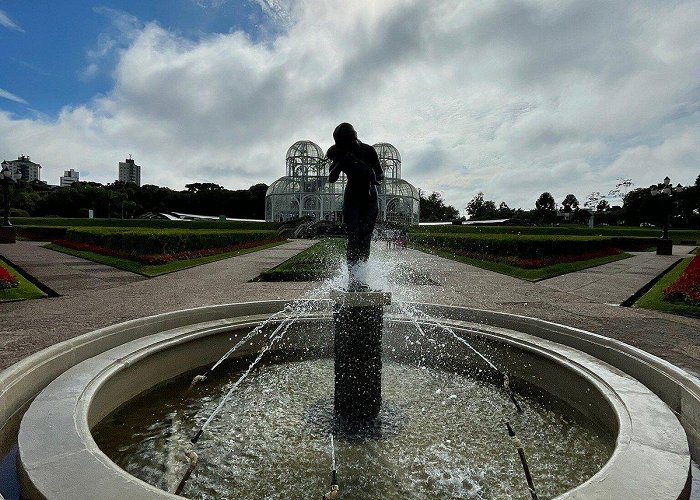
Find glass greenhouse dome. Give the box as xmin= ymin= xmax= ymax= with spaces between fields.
xmin=265 ymin=140 xmax=419 ymax=225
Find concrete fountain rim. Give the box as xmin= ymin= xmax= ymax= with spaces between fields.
xmin=10 ymin=300 xmax=692 ymax=499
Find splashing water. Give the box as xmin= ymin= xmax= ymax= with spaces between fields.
xmin=93 ymin=240 xmax=614 ymax=498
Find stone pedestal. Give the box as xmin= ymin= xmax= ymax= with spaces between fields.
xmin=657 ymin=238 xmax=672 ymax=255
xmin=331 ymin=290 xmax=391 ymax=421
xmin=0 ymin=226 xmax=16 ymax=244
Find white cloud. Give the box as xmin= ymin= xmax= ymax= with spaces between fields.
xmin=0 ymin=0 xmax=698 ymax=211
xmin=0 ymin=9 xmax=23 ymax=32
xmin=0 ymin=88 xmax=28 ymax=105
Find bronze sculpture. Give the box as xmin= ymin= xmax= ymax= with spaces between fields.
xmin=327 ymin=123 xmax=384 ymax=289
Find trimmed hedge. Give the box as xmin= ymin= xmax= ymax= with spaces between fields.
xmin=411 ymin=224 xmax=700 ymax=245
xmin=14 ymin=217 xmax=278 ymax=231
xmin=411 ymin=233 xmax=656 ymax=258
xmin=17 ymin=226 xmax=69 ymax=241
xmin=63 ymin=227 xmax=281 ymax=255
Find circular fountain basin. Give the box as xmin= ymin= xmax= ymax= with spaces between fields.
xmin=10 ymin=301 xmax=693 ymax=499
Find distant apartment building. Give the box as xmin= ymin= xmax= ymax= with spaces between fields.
xmin=1 ymin=155 xmax=41 ymax=182
xmin=118 ymin=157 xmax=141 ymax=186
xmin=60 ymin=169 xmax=80 ymax=187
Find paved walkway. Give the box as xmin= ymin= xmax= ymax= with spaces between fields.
xmin=398 ymin=245 xmax=700 ymax=376
xmin=0 ymin=239 xmax=698 ymax=379
xmin=0 ymin=239 xmax=315 ymax=370
xmin=538 ymin=245 xmax=695 ymax=305
xmin=0 ymin=241 xmax=144 ymax=295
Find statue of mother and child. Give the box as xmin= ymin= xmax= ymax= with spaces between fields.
xmin=326 ymin=122 xmax=385 ymax=292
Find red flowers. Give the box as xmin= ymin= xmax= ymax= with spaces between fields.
xmin=52 ymin=237 xmax=284 ymax=265
xmin=664 ymin=255 xmax=700 ymax=306
xmin=0 ymin=266 xmax=19 ymax=290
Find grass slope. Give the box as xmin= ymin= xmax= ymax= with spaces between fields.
xmin=415 ymin=245 xmax=632 ymax=281
xmin=258 ymin=239 xmax=345 ymax=281
xmin=0 ymin=260 xmax=46 ymax=302
xmin=46 ymin=240 xmax=287 ymax=277
xmin=635 ymin=257 xmax=700 ymax=318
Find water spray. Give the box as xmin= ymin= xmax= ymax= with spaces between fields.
xmin=185 ymin=294 xmax=334 ymax=393
xmin=173 ymin=450 xmax=198 ymax=496
xmin=397 ymin=302 xmax=524 ymax=413
xmin=191 ymin=319 xmax=295 ymax=444
xmin=505 ymin=421 xmax=538 ymax=500
xmin=323 ymin=434 xmax=340 ymax=500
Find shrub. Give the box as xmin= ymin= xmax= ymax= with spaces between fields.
xmin=411 ymin=233 xmax=655 ymax=259
xmin=52 ymin=238 xmax=281 ymax=264
xmin=446 ymin=247 xmax=623 ymax=269
xmin=52 ymin=236 xmax=285 ymax=265
xmin=664 ymin=256 xmax=700 ymax=306
xmin=62 ymin=228 xmax=281 ymax=255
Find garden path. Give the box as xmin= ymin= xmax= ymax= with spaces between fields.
xmin=1 ymin=239 xmax=699 ymax=378
xmin=537 ymin=245 xmax=696 ymax=305
xmin=396 ymin=246 xmax=700 ymax=377
xmin=0 ymin=239 xmax=315 ymax=370
xmin=0 ymin=241 xmax=143 ymax=295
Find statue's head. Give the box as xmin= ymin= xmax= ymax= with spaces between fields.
xmin=333 ymin=122 xmax=358 ymax=149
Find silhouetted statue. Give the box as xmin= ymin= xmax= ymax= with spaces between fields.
xmin=327 ymin=123 xmax=384 ymax=290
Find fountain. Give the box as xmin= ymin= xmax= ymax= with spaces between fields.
xmin=4 ymin=241 xmax=693 ymax=499
xmin=1 ymin=144 xmax=698 ymax=497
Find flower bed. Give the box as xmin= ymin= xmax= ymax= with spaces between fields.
xmin=52 ymin=237 xmax=285 ymax=265
xmin=62 ymin=228 xmax=281 ymax=255
xmin=446 ymin=247 xmax=623 ymax=269
xmin=411 ymin=233 xmax=653 ymax=260
xmin=0 ymin=265 xmax=20 ymax=290
xmin=663 ymin=255 xmax=700 ymax=306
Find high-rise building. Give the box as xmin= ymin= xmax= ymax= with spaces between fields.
xmin=60 ymin=169 xmax=80 ymax=187
xmin=118 ymin=157 xmax=141 ymax=186
xmin=1 ymin=155 xmax=41 ymax=182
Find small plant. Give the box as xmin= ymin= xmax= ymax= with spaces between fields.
xmin=664 ymin=256 xmax=700 ymax=306
xmin=0 ymin=266 xmax=19 ymax=290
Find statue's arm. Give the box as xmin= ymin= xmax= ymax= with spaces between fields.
xmin=327 ymin=146 xmax=342 ymax=183
xmin=329 ymin=159 xmax=342 ymax=183
xmin=369 ymin=147 xmax=384 ymax=184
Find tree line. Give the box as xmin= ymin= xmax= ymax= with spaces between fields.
xmin=420 ymin=174 xmax=700 ymax=227
xmin=6 ymin=175 xmax=700 ymax=227
xmin=6 ymin=180 xmax=268 ymax=219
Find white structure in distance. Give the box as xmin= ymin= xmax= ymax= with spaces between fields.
xmin=118 ymin=157 xmax=141 ymax=186
xmin=60 ymin=169 xmax=80 ymax=187
xmin=1 ymin=155 xmax=41 ymax=182
xmin=265 ymin=141 xmax=420 ymax=225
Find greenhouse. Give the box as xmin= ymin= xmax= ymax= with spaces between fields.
xmin=265 ymin=140 xmax=419 ymax=225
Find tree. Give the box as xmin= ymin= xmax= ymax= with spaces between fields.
xmin=596 ymin=200 xmax=610 ymax=212
xmin=465 ymin=192 xmax=499 ymax=220
xmin=419 ymin=191 xmax=460 ymax=222
xmin=534 ymin=192 xmax=556 ymax=222
xmin=561 ymin=194 xmax=579 ymax=213
xmin=496 ymin=201 xmax=515 ymax=218
xmin=185 ymin=182 xmax=224 ymax=193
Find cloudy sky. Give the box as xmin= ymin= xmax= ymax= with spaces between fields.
xmin=0 ymin=0 xmax=698 ymax=212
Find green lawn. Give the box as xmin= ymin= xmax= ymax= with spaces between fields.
xmin=0 ymin=260 xmax=46 ymax=302
xmin=414 ymin=245 xmax=632 ymax=281
xmin=258 ymin=239 xmax=345 ymax=281
xmin=45 ymin=240 xmax=287 ymax=277
xmin=634 ymin=257 xmax=700 ymax=318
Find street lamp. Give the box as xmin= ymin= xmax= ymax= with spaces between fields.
xmin=651 ymin=176 xmax=685 ymax=255
xmin=1 ymin=165 xmax=23 ymax=227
